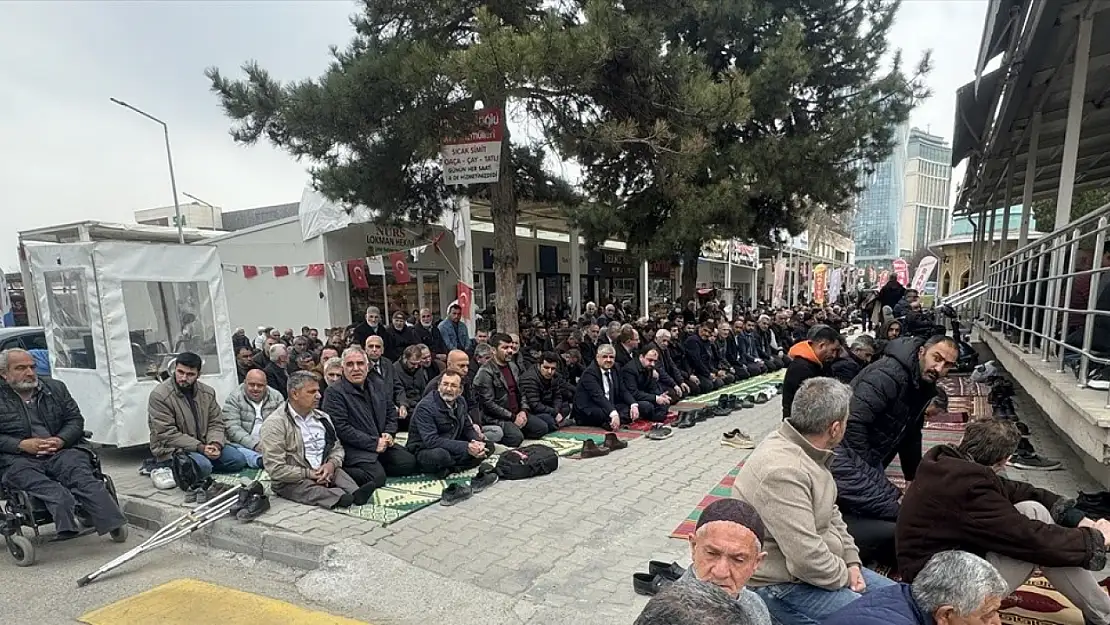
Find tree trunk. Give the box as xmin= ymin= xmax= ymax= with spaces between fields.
xmin=679 ymin=244 xmax=699 ymax=302
xmin=489 ymin=110 xmax=519 ymax=336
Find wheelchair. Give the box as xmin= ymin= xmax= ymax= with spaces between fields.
xmin=0 ymin=434 xmax=128 ymax=567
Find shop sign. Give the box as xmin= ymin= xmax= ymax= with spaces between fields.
xmin=649 ymin=260 xmax=673 ymax=277
xmin=730 ymin=242 xmax=759 ymax=267
xmin=440 ymin=108 xmax=504 ymax=186
xmin=365 ymin=225 xmax=420 ymax=256
xmin=701 ymin=239 xmax=727 ymax=261
xmin=588 ymin=250 xmax=639 ymax=277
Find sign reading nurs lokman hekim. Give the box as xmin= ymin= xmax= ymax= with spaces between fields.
xmin=441 ymin=108 xmax=505 ymax=186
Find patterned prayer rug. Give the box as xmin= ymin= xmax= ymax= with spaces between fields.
xmin=940 ymin=376 xmax=992 ymax=397
xmin=996 ymin=575 xmax=1110 ymax=625
xmin=668 ymin=428 xmax=966 ymax=539
xmin=694 ymin=370 xmax=786 ymax=404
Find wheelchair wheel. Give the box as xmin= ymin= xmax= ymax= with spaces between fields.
xmin=8 ymin=535 xmax=35 ymax=567
xmin=109 ymin=524 xmax=128 ymax=543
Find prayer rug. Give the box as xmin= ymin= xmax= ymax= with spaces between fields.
xmin=626 ymin=413 xmax=679 ymax=431
xmin=997 ymin=575 xmax=1110 ymax=625
xmin=539 ymin=428 xmax=642 ymax=459
xmin=948 ymin=394 xmax=994 ymax=420
xmin=922 ymin=420 xmax=969 ymax=431
xmin=694 ymin=370 xmax=786 ymax=404
xmin=668 ymin=427 xmax=966 ymax=539
xmin=939 ymin=376 xmax=992 ymax=397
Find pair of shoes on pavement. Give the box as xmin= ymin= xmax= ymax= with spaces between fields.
xmin=228 ymin=480 xmax=270 ymax=522
xmin=581 ymin=433 xmax=628 ymax=458
xmin=720 ymin=429 xmax=755 ymax=449
xmin=633 ymin=560 xmax=686 ymax=596
xmin=441 ymin=463 xmax=498 ymax=506
xmin=1006 ymin=437 xmax=1062 ymax=471
xmin=645 ymin=423 xmax=673 ymax=440
xmin=676 ymin=407 xmax=712 ymax=429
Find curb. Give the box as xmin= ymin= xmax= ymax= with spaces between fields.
xmin=118 ymin=495 xmax=333 ymax=570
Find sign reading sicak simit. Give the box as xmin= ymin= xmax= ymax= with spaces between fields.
xmin=441 ymin=108 xmax=505 ymax=186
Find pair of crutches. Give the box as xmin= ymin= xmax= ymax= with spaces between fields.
xmin=77 ymin=481 xmax=250 ymax=587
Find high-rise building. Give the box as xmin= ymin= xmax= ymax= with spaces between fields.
xmin=902 ymin=128 xmax=953 ymax=254
xmin=853 ymin=124 xmax=954 ymax=269
xmin=853 ymin=122 xmax=908 ymax=267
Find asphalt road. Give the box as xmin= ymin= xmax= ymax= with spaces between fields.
xmin=0 ymin=529 xmax=382 ymax=625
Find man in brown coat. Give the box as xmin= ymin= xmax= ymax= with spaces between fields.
xmin=148 ymin=352 xmax=247 ymax=479
xmin=897 ymin=419 xmax=1110 ymax=624
xmin=261 ymin=371 xmax=374 ymax=509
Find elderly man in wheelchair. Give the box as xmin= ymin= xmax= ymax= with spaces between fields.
xmin=0 ymin=348 xmax=127 ymax=547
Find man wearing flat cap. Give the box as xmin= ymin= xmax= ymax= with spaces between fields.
xmin=683 ymin=498 xmax=772 ymax=623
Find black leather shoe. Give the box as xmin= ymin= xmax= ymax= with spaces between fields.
xmin=235 ymin=492 xmax=270 ymax=522
xmin=230 ymin=480 xmax=263 ymax=516
xmin=648 ymin=560 xmax=686 ymax=581
xmin=676 ymin=411 xmax=697 ymax=428
xmin=633 ymin=572 xmax=673 ymax=596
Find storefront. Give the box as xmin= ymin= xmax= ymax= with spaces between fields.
xmin=587 ymin=249 xmax=641 ymax=311
xmin=648 ymin=260 xmax=676 ymax=310
xmin=475 ymin=246 xmax=531 ymax=316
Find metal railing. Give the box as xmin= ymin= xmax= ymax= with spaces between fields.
xmin=983 ymin=201 xmax=1110 ymax=409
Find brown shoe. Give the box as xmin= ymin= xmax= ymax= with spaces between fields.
xmin=603 ymin=432 xmax=628 ymax=451
xmin=580 ymin=439 xmax=611 ymax=458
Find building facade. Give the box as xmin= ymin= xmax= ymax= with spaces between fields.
xmin=854 ymin=122 xmax=909 ymax=266
xmin=902 ymin=128 xmax=953 ymax=254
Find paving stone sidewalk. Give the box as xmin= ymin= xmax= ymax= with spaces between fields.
xmin=98 ymin=378 xmax=1099 ymax=624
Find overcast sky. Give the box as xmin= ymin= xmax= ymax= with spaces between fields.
xmin=0 ymin=0 xmax=986 ymax=272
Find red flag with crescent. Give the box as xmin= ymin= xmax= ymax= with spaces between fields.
xmin=347 ymin=259 xmax=370 ymax=290
xmin=390 ymin=251 xmax=411 ymax=284
xmin=457 ymin=281 xmax=473 ymax=318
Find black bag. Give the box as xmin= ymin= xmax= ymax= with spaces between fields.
xmin=170 ymin=449 xmax=208 ymax=491
xmin=494 ymin=444 xmax=559 ymax=480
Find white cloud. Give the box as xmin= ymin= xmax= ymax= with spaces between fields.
xmin=0 ymin=0 xmax=983 ymax=272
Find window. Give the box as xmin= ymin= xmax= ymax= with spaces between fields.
xmin=43 ymin=270 xmax=95 ymax=369
xmin=122 ymin=281 xmax=220 ymax=376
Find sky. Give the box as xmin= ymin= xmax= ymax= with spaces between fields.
xmin=0 ymin=0 xmax=988 ymax=273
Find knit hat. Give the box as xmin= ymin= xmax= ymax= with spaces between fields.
xmin=695 ymin=499 xmax=766 ymax=544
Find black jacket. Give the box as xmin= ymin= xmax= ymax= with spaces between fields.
xmin=0 ymin=378 xmax=86 ymax=470
xmin=413 ymin=323 xmax=446 ymax=355
xmin=620 ymin=358 xmax=664 ymax=404
xmin=614 ymin=343 xmax=635 ymax=369
xmin=350 ymin=322 xmax=383 ymax=350
xmin=651 ymin=342 xmax=687 ymax=387
xmin=473 ymin=360 xmax=523 ymax=424
xmin=405 ymin=391 xmax=478 ymax=455
xmin=781 ymin=341 xmax=826 ymax=421
xmin=366 ymin=358 xmax=405 ymax=416
xmin=579 ymin=338 xmax=598 ymax=365
xmin=264 ymin=361 xmax=289 ymax=399
xmin=683 ymin=335 xmax=714 ymax=377
xmin=383 ymin=324 xmax=420 ymax=362
xmin=518 ymin=365 xmax=571 ymax=417
xmin=831 ymin=337 xmax=937 ymax=520
xmin=322 ymin=377 xmax=396 ymax=463
xmin=394 ymin=361 xmax=432 ymax=410
xmin=878 ymin=280 xmax=906 ymax=309
xmin=574 ymin=361 xmax=633 ymax=420
xmin=830 ymin=350 xmax=868 ymax=384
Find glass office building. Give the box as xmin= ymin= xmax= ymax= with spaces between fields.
xmin=854 ymin=123 xmax=908 ymax=266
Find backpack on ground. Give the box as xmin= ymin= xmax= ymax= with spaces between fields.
xmin=494 ymin=444 xmax=559 ymax=480
xmin=170 ymin=449 xmax=209 ymax=491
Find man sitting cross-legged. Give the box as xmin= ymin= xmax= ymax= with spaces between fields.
xmin=323 ymin=347 xmax=418 ymax=492
xmin=0 ymin=348 xmax=127 ymax=539
xmin=735 ymin=376 xmax=895 ymax=625
xmin=424 ymin=349 xmax=504 ymax=443
xmin=897 ymin=418 xmax=1110 ymax=624
xmin=620 ymin=346 xmax=672 ymax=423
xmin=221 ymin=368 xmax=282 ymax=470
xmin=261 ymin=371 xmax=372 ymax=509
xmin=473 ymin=333 xmax=550 ymax=446
xmin=518 ymin=351 xmax=574 ymax=431
xmin=574 ymin=344 xmax=639 ymax=431
xmin=407 ymin=371 xmax=495 ymax=477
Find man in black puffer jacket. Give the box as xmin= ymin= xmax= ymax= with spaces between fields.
xmin=830 ymin=335 xmax=958 ymax=568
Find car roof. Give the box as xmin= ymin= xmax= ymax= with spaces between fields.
xmin=0 ymin=326 xmax=44 ymax=340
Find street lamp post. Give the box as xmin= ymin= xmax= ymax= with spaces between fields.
xmin=110 ymin=97 xmax=184 ymax=244
xmin=182 ymin=192 xmax=219 ymax=230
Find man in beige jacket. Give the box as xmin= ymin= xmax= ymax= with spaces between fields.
xmin=260 ymin=371 xmax=374 ymax=509
xmin=734 ymin=377 xmax=895 ymax=625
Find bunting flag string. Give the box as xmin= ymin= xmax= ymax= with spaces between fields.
xmin=222 ymin=236 xmax=460 ymax=284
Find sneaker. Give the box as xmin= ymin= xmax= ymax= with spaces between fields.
xmin=645 ymin=424 xmax=673 ymax=440
xmin=721 ymin=431 xmax=755 ymax=449
xmin=469 ymin=463 xmax=499 ymax=493
xmin=1007 ymin=451 xmax=1062 ymax=471
xmin=183 ymin=489 xmax=197 ymax=504
xmin=971 ymin=361 xmax=1000 ymax=383
xmin=150 ymin=467 xmax=176 ymax=490
xmin=440 ymin=483 xmax=473 ymax=506
xmin=753 ymin=391 xmax=770 ymax=404
xmin=194 ymin=487 xmax=208 ymax=505
xmin=236 ymin=493 xmax=271 ymax=522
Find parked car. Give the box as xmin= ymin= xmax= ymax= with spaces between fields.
xmin=0 ymin=326 xmax=50 ymax=375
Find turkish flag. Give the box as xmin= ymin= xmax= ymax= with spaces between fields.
xmin=347 ymin=259 xmax=370 ymax=290
xmin=273 ymin=265 xmax=290 ymax=277
xmin=390 ymin=251 xmax=411 ymax=284
xmin=457 ymin=281 xmax=473 ymax=318
xmin=242 ymin=265 xmax=259 ymax=279
xmin=306 ymin=263 xmax=326 ymax=278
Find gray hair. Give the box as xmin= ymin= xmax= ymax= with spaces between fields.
xmin=634 ymin=579 xmax=757 ymax=625
xmin=597 ymin=344 xmax=616 ymax=357
xmin=323 ymin=356 xmax=342 ymax=372
xmin=474 ymin=343 xmax=494 ymax=359
xmin=788 ymin=377 xmax=852 ymax=436
xmin=911 ymin=551 xmax=1007 ymax=618
xmin=850 ymin=335 xmax=877 ymax=351
xmin=287 ymin=370 xmax=319 ymax=396
xmin=268 ymin=344 xmax=287 ymax=360
xmin=655 ymin=328 xmax=671 ymax=341
xmin=758 ymin=314 xmax=771 ymax=324
xmin=341 ymin=346 xmax=367 ymax=361
xmin=366 ymin=306 xmax=380 ymax=315
xmin=0 ymin=348 xmax=30 ymax=373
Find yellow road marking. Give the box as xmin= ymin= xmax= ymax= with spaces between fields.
xmin=78 ymin=578 xmax=369 ymax=625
